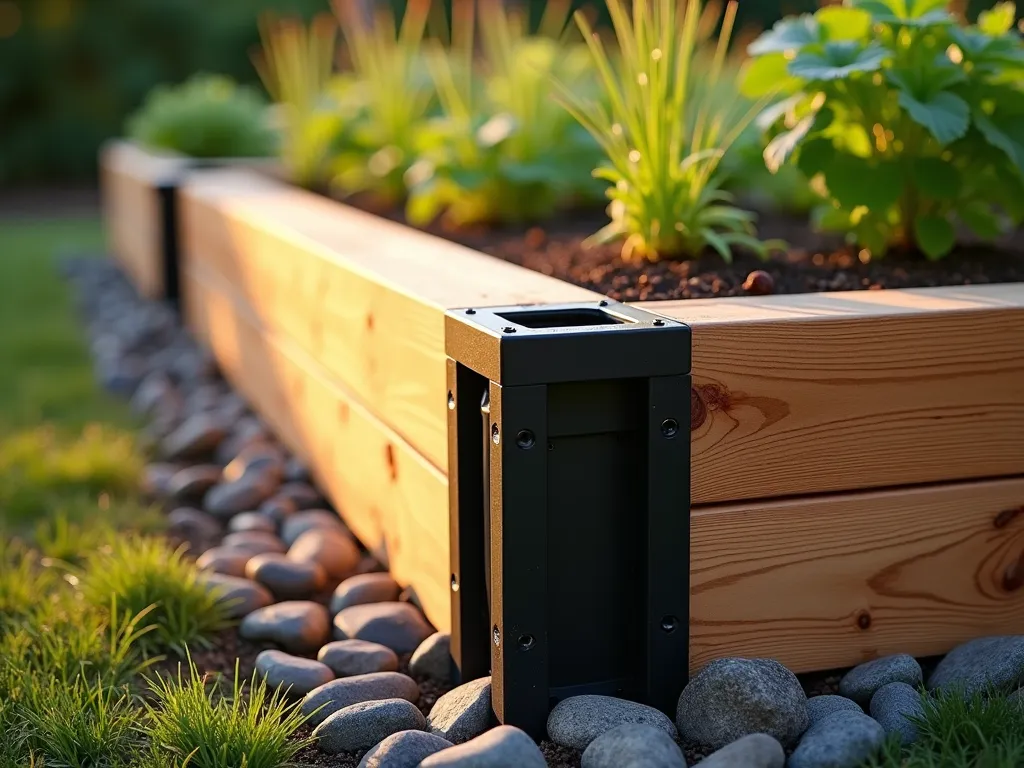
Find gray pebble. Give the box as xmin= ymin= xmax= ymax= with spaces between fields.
xmin=410 ymin=632 xmax=452 ymax=683
xmin=313 ymin=698 xmax=425 ymax=753
xmin=161 ymin=412 xmax=228 ymax=461
xmin=807 ymin=695 xmax=862 ymax=725
xmin=870 ymin=682 xmax=923 ymax=746
xmin=419 ymin=725 xmax=546 ymax=767
xmin=167 ymin=507 xmax=222 ymax=545
xmin=222 ymin=443 xmax=285 ymax=482
xmin=281 ymin=509 xmax=347 ymax=546
xmin=222 ymin=530 xmax=287 ymax=554
xmin=358 ymin=730 xmax=453 ymax=768
xmin=215 ymin=418 xmax=269 ymax=465
xmin=318 ymin=639 xmax=400 ymax=677
xmin=928 ymin=636 xmax=1024 ymax=697
xmin=130 ymin=371 xmax=176 ymax=416
xmin=696 ymin=733 xmax=785 ymax=768
xmin=166 ymin=464 xmax=222 ymax=504
xmin=581 ymin=723 xmax=686 ymax=768
xmin=1010 ymin=688 xmax=1023 ymax=707
xmin=788 ymin=711 xmax=885 ymax=768
xmin=334 ymin=602 xmax=434 ymax=655
xmin=246 ymin=553 xmax=327 ymax=600
xmin=204 ymin=472 xmax=279 ymax=518
xmin=240 ymin=601 xmax=330 ymax=654
xmin=288 ymin=527 xmax=361 ymax=581
xmin=548 ymin=694 xmax=677 ymax=751
xmin=256 ymin=649 xmax=335 ymax=697
xmin=200 ymin=573 xmax=273 ymax=618
xmin=196 ymin=547 xmax=250 ymax=578
xmin=840 ymin=655 xmax=922 ymax=706
xmin=427 ymin=677 xmax=493 ymax=744
xmin=142 ymin=462 xmax=184 ymax=499
xmin=259 ymin=495 xmax=299 ymax=523
xmin=301 ymin=671 xmax=420 ymax=726
xmin=284 ymin=456 xmax=311 ymax=484
xmin=276 ymin=481 xmax=323 ymax=510
xmin=676 ymin=658 xmax=808 ymax=749
xmin=330 ymin=573 xmax=402 ymax=615
xmin=228 ymin=512 xmax=278 ymax=534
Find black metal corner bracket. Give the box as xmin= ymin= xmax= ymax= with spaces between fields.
xmin=445 ymin=300 xmax=692 ymax=739
xmin=156 ymin=179 xmax=183 ymax=313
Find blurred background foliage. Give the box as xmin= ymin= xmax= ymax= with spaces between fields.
xmin=0 ymin=0 xmax=998 ymax=184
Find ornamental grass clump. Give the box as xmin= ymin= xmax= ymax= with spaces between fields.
xmin=144 ymin=656 xmax=314 ymax=768
xmin=328 ymin=0 xmax=435 ymax=205
xmin=743 ymin=0 xmax=1024 ymax=259
xmin=404 ymin=0 xmax=603 ymax=227
xmin=254 ymin=13 xmax=340 ymax=189
xmin=127 ymin=74 xmax=277 ymax=160
xmin=557 ymin=0 xmax=778 ymax=262
xmin=81 ymin=536 xmax=230 ymax=656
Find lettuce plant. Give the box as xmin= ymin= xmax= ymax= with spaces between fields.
xmin=404 ymin=0 xmax=602 ymax=227
xmin=127 ymin=75 xmax=276 ymax=160
xmin=327 ymin=0 xmax=435 ymax=206
xmin=556 ymin=0 xmax=778 ymax=262
xmin=743 ymin=0 xmax=1024 ymax=259
xmin=253 ymin=14 xmax=340 ymax=189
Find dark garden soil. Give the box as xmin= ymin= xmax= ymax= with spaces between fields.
xmin=351 ymin=194 xmax=1024 ymax=301
xmin=444 ymin=211 xmax=1024 ymax=302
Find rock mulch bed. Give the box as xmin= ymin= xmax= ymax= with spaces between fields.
xmin=74 ymin=258 xmax=1024 ymax=767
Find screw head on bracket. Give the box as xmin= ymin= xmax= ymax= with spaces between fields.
xmin=518 ymin=634 xmax=535 ymax=650
xmin=491 ymin=423 xmax=500 ymax=445
xmin=516 ymin=429 xmax=536 ymax=449
xmin=493 ymin=625 xmax=501 ymax=647
xmin=447 ymin=391 xmax=455 ymax=410
xmin=502 ymin=326 xmax=517 ymax=334
xmin=653 ymin=319 xmax=666 ymax=326
xmin=661 ymin=615 xmax=679 ymax=633
xmin=660 ymin=418 xmax=680 ymax=438
xmin=466 ymin=308 xmax=476 ymax=315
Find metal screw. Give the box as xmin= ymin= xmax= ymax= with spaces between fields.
xmin=491 ymin=423 xmax=500 ymax=445
xmin=661 ymin=418 xmax=679 ymax=438
xmin=493 ymin=625 xmax=501 ymax=647
xmin=653 ymin=318 xmax=666 ymax=326
xmin=518 ymin=634 xmax=535 ymax=650
xmin=661 ymin=615 xmax=679 ymax=633
xmin=450 ymin=574 xmax=459 ymax=592
xmin=502 ymin=326 xmax=517 ymax=334
xmin=516 ymin=429 xmax=536 ymax=449
xmin=466 ymin=308 xmax=476 ymax=315
xmin=447 ymin=391 xmax=455 ymax=410
xmin=599 ymin=299 xmax=609 ymax=307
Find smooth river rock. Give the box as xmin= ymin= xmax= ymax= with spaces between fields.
xmin=301 ymin=671 xmax=420 ymax=726
xmin=548 ymin=694 xmax=677 ymax=751
xmin=200 ymin=572 xmax=273 ymax=618
xmin=313 ymin=698 xmax=426 ymax=753
xmin=928 ymin=636 xmax=1024 ymax=697
xmin=222 ymin=530 xmax=287 ymax=555
xmin=196 ymin=547 xmax=250 ymax=578
xmin=288 ymin=527 xmax=361 ymax=581
xmin=160 ymin=412 xmax=228 ymax=461
xmin=840 ymin=654 xmax=922 ymax=706
xmin=358 ymin=730 xmax=453 ymax=768
xmin=228 ymin=511 xmax=278 ymax=534
xmin=166 ymin=464 xmax=222 ymax=504
xmin=580 ymin=723 xmax=686 ymax=768
xmin=239 ymin=601 xmax=331 ymax=654
xmin=330 ymin=572 xmax=402 ymax=615
xmin=807 ymin=695 xmax=862 ymax=725
xmin=281 ymin=509 xmax=347 ymax=546
xmin=419 ymin=725 xmax=546 ymax=767
xmin=788 ymin=711 xmax=885 ymax=768
xmin=318 ymin=639 xmax=400 ymax=677
xmin=696 ymin=733 xmax=785 ymax=768
xmin=246 ymin=553 xmax=327 ymax=600
xmin=427 ymin=677 xmax=493 ymax=744
xmin=676 ymin=657 xmax=808 ymax=749
xmin=333 ymin=602 xmax=434 ymax=655
xmin=256 ymin=649 xmax=335 ymax=697
xmin=870 ymin=682 xmax=924 ymax=746
xmin=410 ymin=632 xmax=452 ymax=683
xmin=204 ymin=472 xmax=279 ymax=518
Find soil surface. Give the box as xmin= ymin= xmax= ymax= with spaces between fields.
xmin=440 ymin=211 xmax=1024 ymax=302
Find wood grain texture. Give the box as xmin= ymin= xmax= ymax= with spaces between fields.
xmin=692 ymin=477 xmax=1024 ymax=673
xmin=182 ymin=260 xmax=452 ymax=630
xmin=645 ymin=285 xmax=1024 ymax=504
xmin=99 ymin=141 xmax=184 ymax=299
xmin=178 ymin=169 xmax=599 ymax=473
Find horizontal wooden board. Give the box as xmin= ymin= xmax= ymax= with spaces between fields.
xmin=182 ymin=260 xmax=451 ymax=630
xmin=692 ymin=476 xmax=1024 ymax=673
xmin=178 ymin=170 xmax=599 ymax=474
xmin=646 ymin=284 xmax=1024 ymax=504
xmin=99 ymin=141 xmax=184 ymax=299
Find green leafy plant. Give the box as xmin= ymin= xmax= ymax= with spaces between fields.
xmin=327 ymin=0 xmax=435 ymax=206
xmin=557 ymin=0 xmax=778 ymax=261
xmin=127 ymin=74 xmax=277 ymax=160
xmin=404 ymin=0 xmax=602 ymax=227
xmin=144 ymin=655 xmax=314 ymax=768
xmin=254 ymin=13 xmax=341 ymax=188
xmin=743 ymin=0 xmax=1024 ymax=259
xmin=81 ymin=537 xmax=230 ymax=656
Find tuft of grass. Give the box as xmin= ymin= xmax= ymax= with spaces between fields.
xmin=867 ymin=687 xmax=1024 ymax=768
xmin=81 ymin=537 xmax=231 ymax=656
xmin=144 ymin=655 xmax=315 ymax=768
xmin=557 ymin=0 xmax=778 ymax=262
xmin=20 ymin=675 xmax=141 ymax=768
xmin=328 ymin=0 xmax=435 ymax=205
xmin=253 ymin=13 xmax=341 ymax=189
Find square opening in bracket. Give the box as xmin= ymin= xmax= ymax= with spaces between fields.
xmin=497 ymin=307 xmax=626 ymax=330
